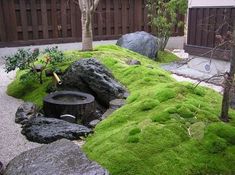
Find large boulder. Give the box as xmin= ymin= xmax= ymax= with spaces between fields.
xmin=15 ymin=102 xmax=37 ymax=124
xmin=4 ymin=139 xmax=109 ymax=175
xmin=116 ymin=31 xmax=159 ymax=60
xmin=62 ymin=58 xmax=127 ymax=107
xmin=21 ymin=116 xmax=92 ymax=144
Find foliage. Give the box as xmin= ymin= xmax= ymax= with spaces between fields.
xmin=4 ymin=47 xmax=64 ymax=84
xmin=4 ymin=48 xmax=39 ymax=73
xmin=43 ymin=46 xmax=64 ymax=69
xmin=146 ymin=0 xmax=187 ymax=50
xmin=7 ymin=45 xmax=235 ymax=174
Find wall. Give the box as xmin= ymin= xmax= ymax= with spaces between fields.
xmin=188 ymin=0 xmax=235 ymax=8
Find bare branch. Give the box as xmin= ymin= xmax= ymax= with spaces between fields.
xmin=90 ymin=0 xmax=100 ymax=12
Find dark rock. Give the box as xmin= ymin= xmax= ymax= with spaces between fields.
xmin=62 ymin=58 xmax=127 ymax=107
xmin=101 ymin=109 xmax=116 ymax=120
xmin=89 ymin=119 xmax=101 ymax=128
xmin=0 ymin=161 xmax=3 ymax=175
xmin=123 ymin=92 xmax=130 ymax=99
xmin=15 ymin=102 xmax=37 ymax=124
xmin=116 ymin=31 xmax=159 ymax=60
xmin=109 ymin=99 xmax=125 ymax=109
xmin=4 ymin=139 xmax=109 ymax=175
xmin=126 ymin=59 xmax=141 ymax=65
xmin=21 ymin=116 xmax=92 ymax=144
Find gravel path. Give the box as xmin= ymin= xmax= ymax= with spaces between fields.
xmin=0 ymin=60 xmax=40 ymax=167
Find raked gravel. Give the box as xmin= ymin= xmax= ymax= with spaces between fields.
xmin=0 ymin=60 xmax=41 ymax=168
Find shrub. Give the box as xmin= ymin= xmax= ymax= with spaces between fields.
xmin=4 ymin=47 xmax=64 ymax=84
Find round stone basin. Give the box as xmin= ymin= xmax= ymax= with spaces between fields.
xmin=43 ymin=91 xmax=95 ymax=123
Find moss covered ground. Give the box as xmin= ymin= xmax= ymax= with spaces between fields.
xmin=7 ymin=45 xmax=235 ymax=174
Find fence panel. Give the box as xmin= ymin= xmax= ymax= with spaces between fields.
xmin=185 ymin=7 xmax=235 ymax=60
xmin=0 ymin=0 xmax=184 ymax=47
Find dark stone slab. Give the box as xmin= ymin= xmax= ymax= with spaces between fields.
xmin=15 ymin=102 xmax=37 ymax=124
xmin=116 ymin=31 xmax=159 ymax=60
xmin=62 ymin=58 xmax=127 ymax=107
xmin=21 ymin=117 xmax=92 ymax=144
xmin=4 ymin=139 xmax=109 ymax=175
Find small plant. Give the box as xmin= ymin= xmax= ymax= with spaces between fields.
xmin=146 ymin=0 xmax=187 ymax=51
xmin=4 ymin=46 xmax=64 ymax=84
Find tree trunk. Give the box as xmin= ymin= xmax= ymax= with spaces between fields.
xmin=220 ymin=21 xmax=235 ymax=122
xmin=81 ymin=12 xmax=93 ymax=51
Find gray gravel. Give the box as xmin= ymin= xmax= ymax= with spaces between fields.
xmin=0 ymin=61 xmax=40 ymax=167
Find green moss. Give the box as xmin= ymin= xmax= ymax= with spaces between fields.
xmin=152 ymin=111 xmax=171 ymax=123
xmin=155 ymin=88 xmax=176 ymax=102
xmin=7 ymin=44 xmax=235 ymax=175
xmin=207 ymin=123 xmax=235 ymax=145
xmin=177 ymin=105 xmax=195 ymax=118
xmin=203 ymin=133 xmax=228 ymax=153
xmin=129 ymin=128 xmax=141 ymax=135
xmin=188 ymin=122 xmax=206 ymax=140
xmin=139 ymin=99 xmax=160 ymax=111
xmin=127 ymin=136 xmax=140 ymax=143
xmin=157 ymin=50 xmax=180 ymax=63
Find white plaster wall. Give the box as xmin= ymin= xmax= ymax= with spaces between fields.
xmin=188 ymin=0 xmax=235 ymax=7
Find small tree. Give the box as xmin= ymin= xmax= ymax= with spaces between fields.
xmin=77 ymin=0 xmax=100 ymax=51
xmin=4 ymin=47 xmax=64 ymax=84
xmin=146 ymin=0 xmax=187 ymax=51
xmin=220 ymin=20 xmax=235 ymax=122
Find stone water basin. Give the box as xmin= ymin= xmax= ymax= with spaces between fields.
xmin=43 ymin=91 xmax=95 ymax=124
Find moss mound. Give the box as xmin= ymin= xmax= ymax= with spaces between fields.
xmin=7 ymin=45 xmax=235 ymax=174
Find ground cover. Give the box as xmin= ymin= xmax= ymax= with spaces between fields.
xmin=7 ymin=45 xmax=235 ymax=175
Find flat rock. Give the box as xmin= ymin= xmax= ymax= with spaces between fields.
xmin=62 ymin=58 xmax=127 ymax=107
xmin=116 ymin=31 xmax=159 ymax=60
xmin=21 ymin=117 xmax=92 ymax=144
xmin=126 ymin=59 xmax=141 ymax=65
xmin=109 ymin=99 xmax=126 ymax=109
xmin=89 ymin=119 xmax=101 ymax=128
xmin=4 ymin=139 xmax=109 ymax=175
xmin=101 ymin=108 xmax=116 ymax=120
xmin=15 ymin=102 xmax=37 ymax=124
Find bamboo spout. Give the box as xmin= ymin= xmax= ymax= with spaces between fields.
xmin=53 ymin=72 xmax=62 ymax=85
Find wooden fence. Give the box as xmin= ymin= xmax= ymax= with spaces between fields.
xmin=184 ymin=7 xmax=235 ymax=60
xmin=0 ymin=0 xmax=184 ymax=47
